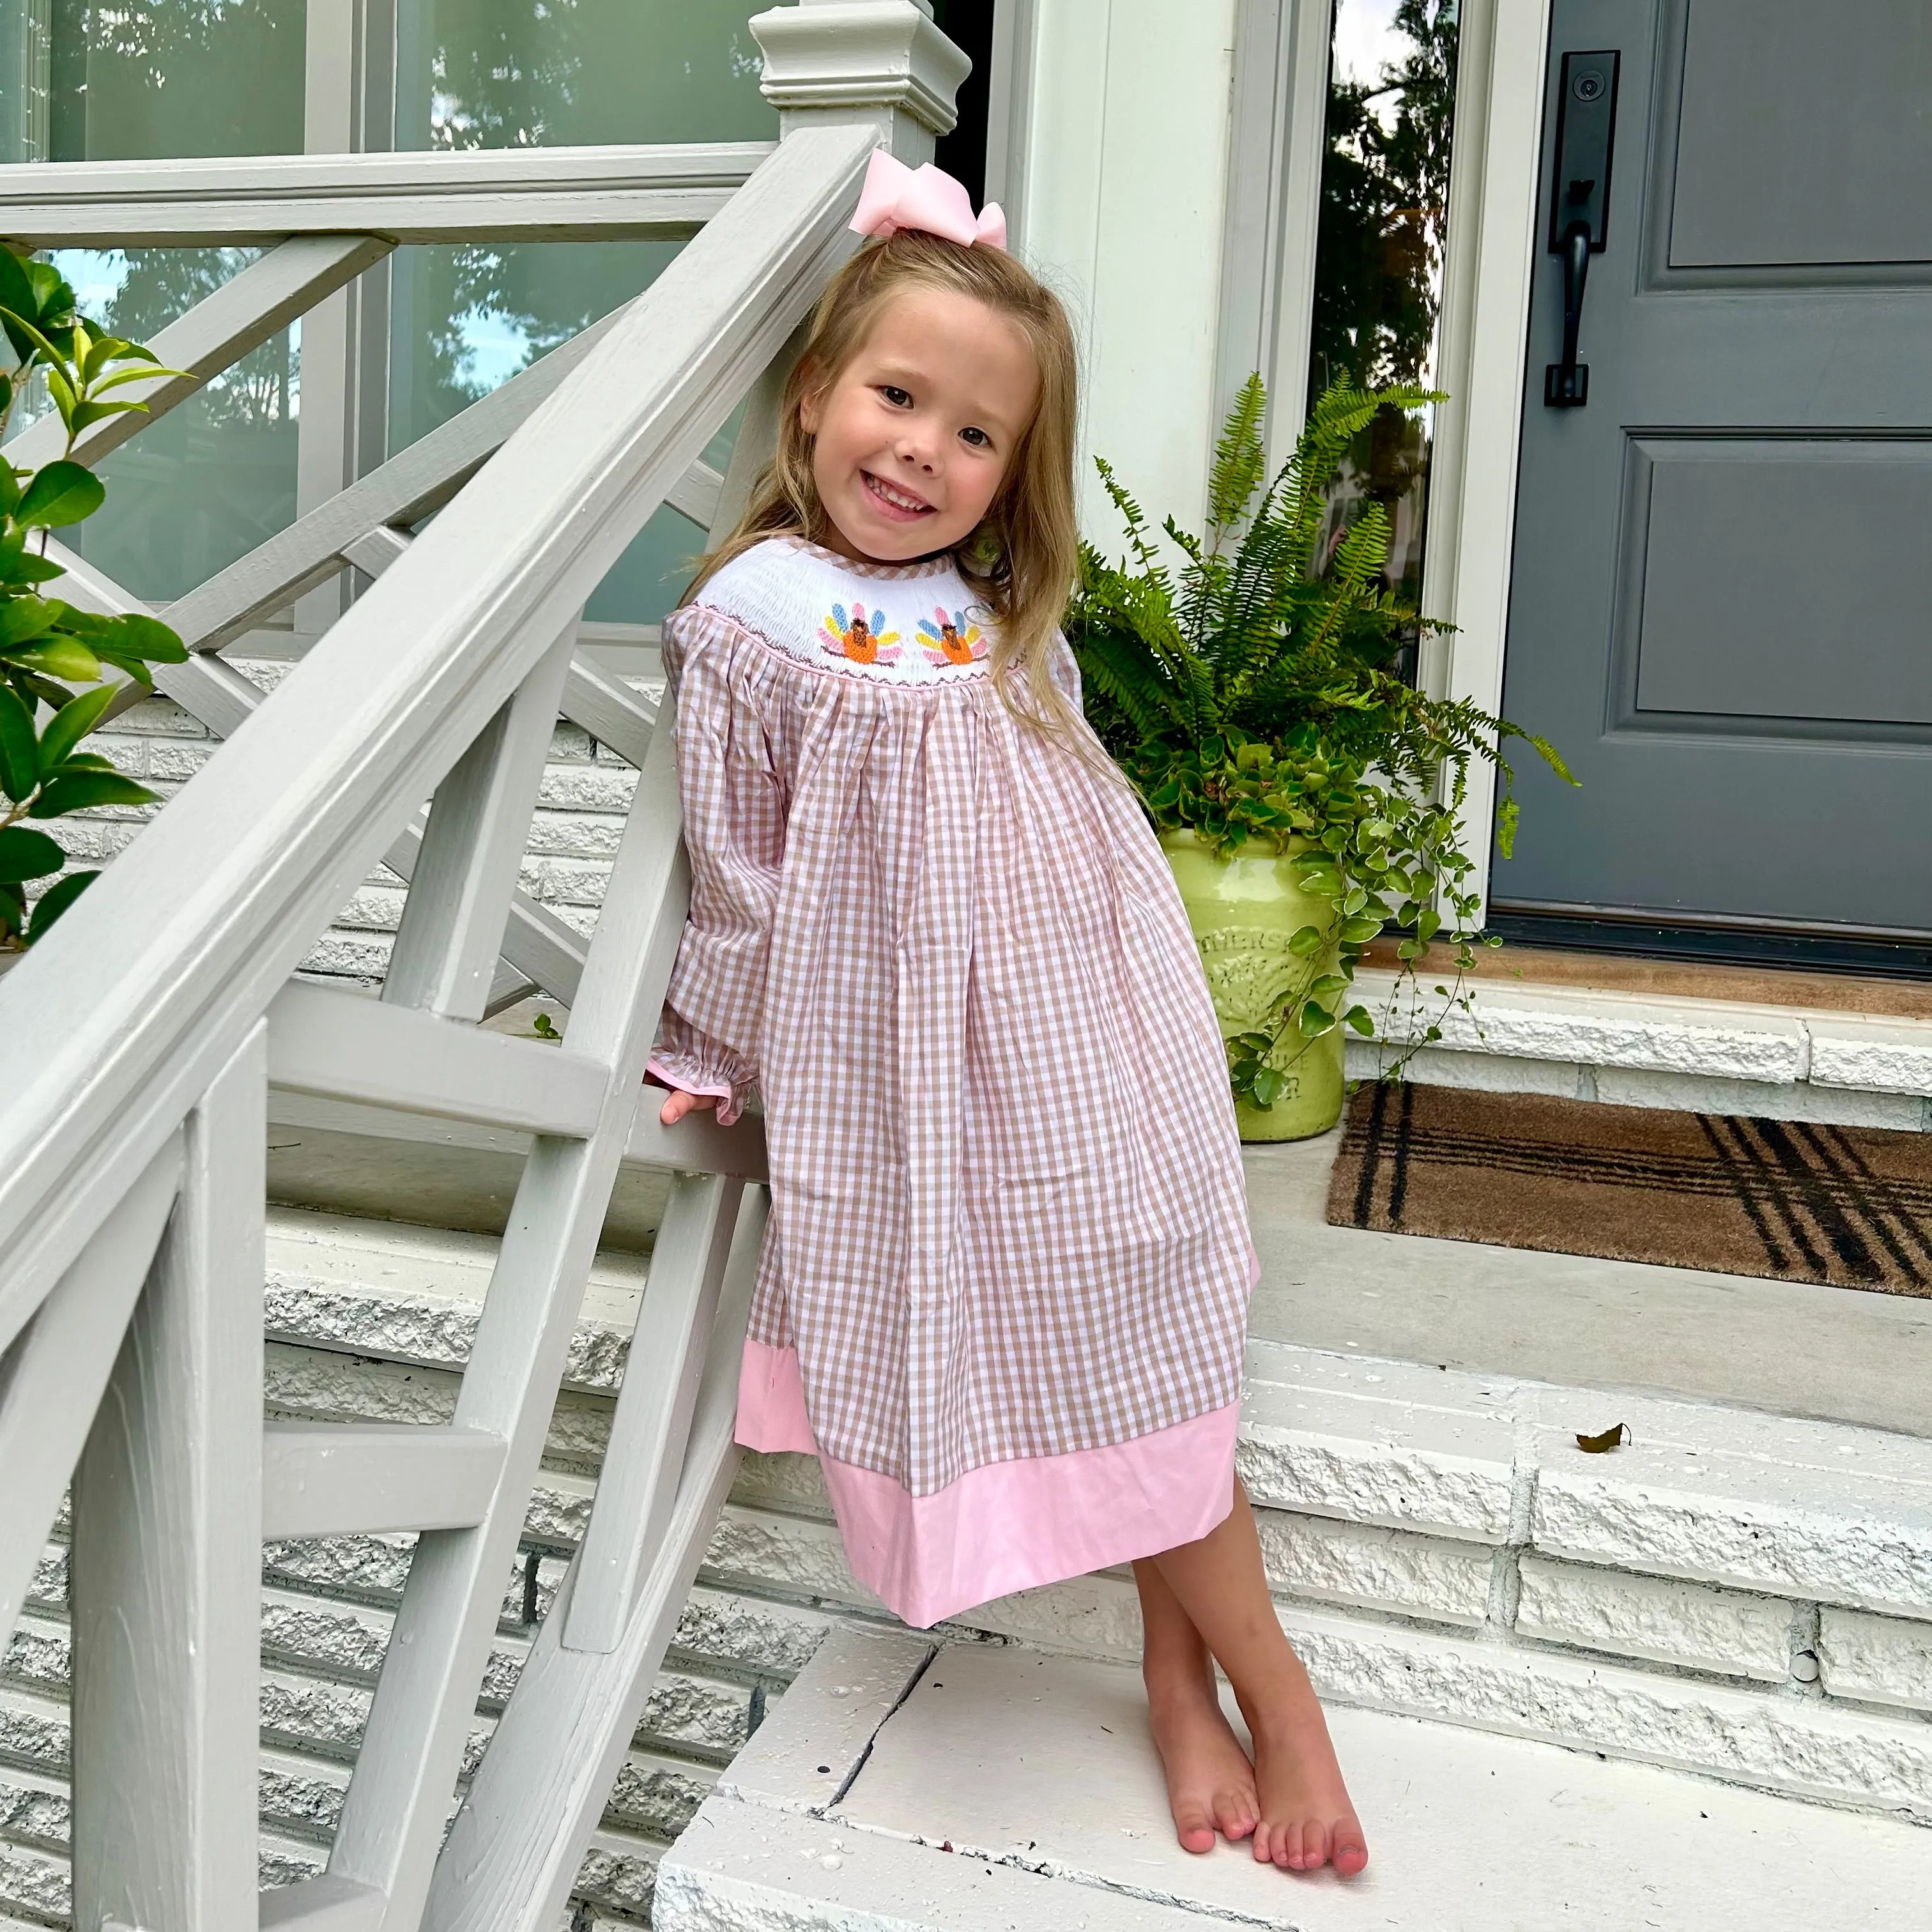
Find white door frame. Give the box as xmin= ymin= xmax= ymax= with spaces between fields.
xmin=1419 ymin=0 xmax=1555 ymax=922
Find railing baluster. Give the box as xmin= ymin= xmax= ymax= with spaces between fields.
xmin=564 ymin=1170 xmax=746 ymax=1653
xmin=420 ymin=1188 xmax=766 ymax=1932
xmin=383 ymin=623 xmax=579 ymax=1020
xmin=70 ymin=1023 xmax=267 ymax=1932
xmin=0 ymin=1135 xmax=183 ymax=1652
xmin=323 ymin=696 xmax=693 ymax=1932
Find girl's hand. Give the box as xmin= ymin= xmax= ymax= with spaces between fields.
xmin=656 ymin=1086 xmax=719 ymax=1126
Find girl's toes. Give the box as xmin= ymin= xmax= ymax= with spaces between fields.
xmin=1172 ymin=1804 xmax=1216 ymax=1855
xmin=1214 ymin=1788 xmax=1258 ymax=1842
xmin=1332 ymin=1821 xmax=1370 ymax=1876
xmin=1252 ymin=1821 xmax=1275 ymax=1865
xmin=1301 ymin=1820 xmax=1330 ymax=1871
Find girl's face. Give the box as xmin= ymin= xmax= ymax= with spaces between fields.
xmin=800 ymin=286 xmax=1039 ymax=564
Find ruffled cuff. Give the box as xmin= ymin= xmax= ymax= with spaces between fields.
xmin=646 ymin=1009 xmax=756 ymax=1126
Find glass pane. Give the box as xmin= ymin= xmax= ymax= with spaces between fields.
xmin=1307 ymin=0 xmax=1459 ymax=606
xmin=4 ymin=3 xmax=310 ymax=598
xmin=388 ymin=238 xmax=706 ymax=622
xmin=395 ymin=0 xmax=775 ymax=151
xmin=1 ymin=0 xmax=52 ymax=162
xmin=47 ymin=248 xmax=300 ymax=601
xmin=390 ymin=0 xmax=778 ymax=624
xmin=47 ymin=0 xmax=306 ymax=161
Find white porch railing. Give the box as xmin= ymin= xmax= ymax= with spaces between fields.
xmin=0 ymin=6 xmax=967 ymax=1931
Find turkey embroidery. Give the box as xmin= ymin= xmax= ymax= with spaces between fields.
xmin=917 ymin=606 xmax=988 ymax=667
xmin=821 ymin=602 xmax=901 ymax=665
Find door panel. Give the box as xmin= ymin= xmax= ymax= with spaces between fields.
xmin=1494 ymin=0 xmax=1932 ymax=939
xmin=1671 ymin=0 xmax=1932 ymax=269
xmin=1624 ymin=440 xmax=1932 ymax=728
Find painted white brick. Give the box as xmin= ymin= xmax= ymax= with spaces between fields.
xmin=1808 ymin=1018 xmax=1932 ymax=1100
xmin=330 ymin=883 xmax=408 ymax=931
xmin=1353 ymin=970 xmax=1810 ymax=1083
xmin=537 ymin=763 xmax=639 ymax=811
xmin=298 ymin=929 xmax=393 ymax=979
xmin=518 ymin=853 xmax=611 ymax=907
xmin=1591 ymin=1066 xmax=1926 ymax=1129
xmin=705 ymin=1506 xmax=879 ymax=1608
xmin=148 ymin=739 xmax=215 ymax=782
xmin=1533 ymin=1462 xmax=1932 ymax=1620
xmin=97 ymin=693 xmax=206 ymax=736
xmin=1257 ymin=1509 xmax=1493 ymax=1627
xmin=1280 ymin=1603 xmax=1932 ymax=1820
xmin=1236 ymin=1374 xmax=1517 ymax=1545
xmin=523 ymin=808 xmax=628 ymax=859
xmin=1346 ymin=1039 xmax=1588 ymax=1098
xmin=46 ymin=818 xmax=140 ymax=862
xmin=1820 ymin=1607 xmax=1932 ymax=1715
xmin=1515 ymin=1556 xmax=1795 ymax=1682
xmin=88 ymin=735 xmax=149 ymax=776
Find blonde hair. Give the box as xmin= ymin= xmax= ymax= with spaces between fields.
xmin=692 ymin=229 xmax=1083 ymax=735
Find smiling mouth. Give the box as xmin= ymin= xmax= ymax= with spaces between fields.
xmin=861 ymin=471 xmax=935 ymax=519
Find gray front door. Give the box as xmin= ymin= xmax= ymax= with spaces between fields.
xmin=1493 ymin=0 xmax=1932 ymax=946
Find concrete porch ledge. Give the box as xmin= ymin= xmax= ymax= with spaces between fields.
xmin=656 ymin=1627 xmax=1932 ymax=1932
xmin=1348 ymin=965 xmax=1932 ymax=1127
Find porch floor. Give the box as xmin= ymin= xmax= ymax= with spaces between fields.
xmin=659 ymin=1627 xmax=1932 ymax=1932
xmin=1244 ymin=1131 xmax=1932 ymax=1440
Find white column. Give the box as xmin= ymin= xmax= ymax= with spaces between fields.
xmin=1009 ymin=0 xmax=1241 ymax=539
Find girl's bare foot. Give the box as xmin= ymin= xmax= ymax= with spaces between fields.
xmin=1241 ymin=1680 xmax=1368 ymax=1875
xmin=1146 ymin=1671 xmax=1260 ymax=1853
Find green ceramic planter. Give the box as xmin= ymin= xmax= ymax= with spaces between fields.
xmin=1160 ymin=829 xmax=1346 ymax=1142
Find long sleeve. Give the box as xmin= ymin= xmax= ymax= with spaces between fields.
xmin=646 ymin=606 xmax=788 ymax=1126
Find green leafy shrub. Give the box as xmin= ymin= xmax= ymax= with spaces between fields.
xmin=0 ymin=247 xmax=190 ymax=952
xmin=1070 ymin=375 xmax=1572 ymax=1107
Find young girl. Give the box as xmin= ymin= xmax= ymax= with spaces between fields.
xmin=647 ymin=150 xmax=1368 ymax=1878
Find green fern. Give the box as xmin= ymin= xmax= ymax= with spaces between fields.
xmin=1068 ymin=376 xmax=1575 ymax=1103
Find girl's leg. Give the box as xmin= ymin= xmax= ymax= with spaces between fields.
xmin=1132 ymin=1557 xmax=1259 ymax=1853
xmin=1149 ymin=1478 xmax=1368 ymax=1875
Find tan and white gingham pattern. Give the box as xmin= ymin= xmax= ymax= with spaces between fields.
xmin=653 ymin=538 xmax=1255 ymax=1499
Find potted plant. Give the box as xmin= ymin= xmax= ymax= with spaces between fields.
xmin=1070 ymin=376 xmax=1570 ymax=1140
xmin=0 ymin=247 xmax=191 ymax=961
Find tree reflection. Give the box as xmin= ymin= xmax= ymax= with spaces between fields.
xmin=1307 ymin=0 xmax=1458 ymax=605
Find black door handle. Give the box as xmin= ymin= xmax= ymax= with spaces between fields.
xmin=1546 ymin=220 xmax=1593 ymax=407
xmin=1544 ymin=50 xmax=1620 ymax=410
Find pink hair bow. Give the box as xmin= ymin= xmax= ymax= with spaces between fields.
xmin=850 ymin=148 xmax=1008 ymax=252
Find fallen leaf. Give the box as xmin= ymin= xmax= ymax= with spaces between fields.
xmin=1576 ymin=1422 xmax=1630 ymax=1453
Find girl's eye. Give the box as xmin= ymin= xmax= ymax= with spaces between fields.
xmin=880 ymin=385 xmax=912 ymax=408
xmin=960 ymin=426 xmax=992 ymax=449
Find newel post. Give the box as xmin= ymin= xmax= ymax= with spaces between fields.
xmin=749 ymin=0 xmax=971 ymax=165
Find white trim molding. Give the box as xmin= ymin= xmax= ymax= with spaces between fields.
xmin=1215 ymin=0 xmax=1333 ymax=468
xmin=1419 ymin=0 xmax=1554 ymax=922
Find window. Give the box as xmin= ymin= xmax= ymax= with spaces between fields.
xmin=1306 ymin=0 xmax=1458 ymax=608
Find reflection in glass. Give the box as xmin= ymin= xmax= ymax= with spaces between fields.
xmin=1307 ymin=0 xmax=1459 ymax=607
xmin=47 ymin=0 xmax=305 ymax=160
xmin=391 ymin=0 xmax=779 ymax=622
xmin=44 ymin=247 xmax=300 ymax=601
xmin=3 ymin=3 xmax=308 ymax=600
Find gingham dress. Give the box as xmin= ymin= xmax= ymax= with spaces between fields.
xmin=648 ymin=536 xmax=1255 ymax=1626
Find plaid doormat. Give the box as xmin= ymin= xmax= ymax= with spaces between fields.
xmin=1326 ymin=1082 xmax=1932 ymax=1296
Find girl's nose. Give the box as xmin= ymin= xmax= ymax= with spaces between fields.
xmin=895 ymin=428 xmax=939 ymax=471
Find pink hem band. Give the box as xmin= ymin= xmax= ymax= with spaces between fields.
xmin=733 ymin=1338 xmax=1238 ymax=1629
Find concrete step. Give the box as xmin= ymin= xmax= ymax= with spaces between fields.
xmin=659 ymin=1626 xmax=1932 ymax=1932
xmin=266 ymin=1205 xmax=1932 ymax=1820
